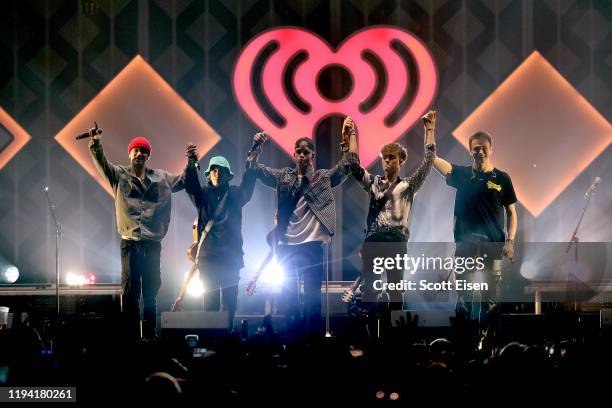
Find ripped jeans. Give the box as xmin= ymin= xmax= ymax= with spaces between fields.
xmin=454 ymin=241 xmax=502 ymax=325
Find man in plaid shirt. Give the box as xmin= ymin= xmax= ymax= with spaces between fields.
xmin=249 ymin=125 xmax=358 ymax=339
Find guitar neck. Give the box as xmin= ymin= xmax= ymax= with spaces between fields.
xmin=349 ymin=276 xmax=362 ymax=292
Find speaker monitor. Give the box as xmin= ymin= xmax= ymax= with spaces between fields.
xmin=161 ymin=311 xmax=229 ymax=329
xmin=161 ymin=311 xmax=230 ymax=347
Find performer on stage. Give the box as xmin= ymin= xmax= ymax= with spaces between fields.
xmin=432 ymin=117 xmax=517 ymax=334
xmin=343 ymin=113 xmax=436 ymax=310
xmin=88 ymin=131 xmax=187 ymax=342
xmin=249 ymin=127 xmax=358 ymax=340
xmin=182 ymin=146 xmax=258 ymax=330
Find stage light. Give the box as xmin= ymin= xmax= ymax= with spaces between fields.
xmin=185 ymin=273 xmax=205 ymax=297
xmin=520 ymin=261 xmax=539 ymax=280
xmin=1 ymin=266 xmax=19 ymax=283
xmin=66 ymin=272 xmax=88 ymax=286
xmin=260 ymin=260 xmax=284 ymax=285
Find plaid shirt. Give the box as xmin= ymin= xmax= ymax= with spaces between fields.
xmin=250 ymin=152 xmax=358 ymax=238
xmin=89 ymin=139 xmax=186 ymax=241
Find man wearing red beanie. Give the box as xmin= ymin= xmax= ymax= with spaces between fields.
xmin=89 ymin=131 xmax=188 ymax=342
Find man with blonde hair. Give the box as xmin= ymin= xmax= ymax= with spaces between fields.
xmin=344 ymin=112 xmax=436 ymax=311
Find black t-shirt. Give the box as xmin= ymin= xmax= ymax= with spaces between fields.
xmin=446 ymin=165 xmax=517 ymax=243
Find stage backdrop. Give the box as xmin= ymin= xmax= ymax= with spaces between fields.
xmin=0 ymin=1 xmax=610 ymax=308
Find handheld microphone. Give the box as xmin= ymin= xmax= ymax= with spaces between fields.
xmin=249 ymin=132 xmax=268 ymax=155
xmin=584 ymin=177 xmax=602 ymax=198
xmin=75 ymin=123 xmax=103 ymax=140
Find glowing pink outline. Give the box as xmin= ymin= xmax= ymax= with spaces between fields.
xmin=0 ymin=107 xmax=31 ymax=171
xmin=233 ymin=26 xmax=438 ymax=167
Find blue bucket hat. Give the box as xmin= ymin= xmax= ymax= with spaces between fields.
xmin=205 ymin=156 xmax=234 ymax=180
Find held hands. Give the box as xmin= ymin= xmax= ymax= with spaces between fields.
xmin=248 ymin=132 xmax=268 ymax=161
xmin=421 ymin=110 xmax=436 ymax=131
xmin=186 ymin=143 xmax=198 ymax=158
xmin=341 ymin=116 xmax=357 ymax=149
xmin=253 ymin=132 xmax=268 ymax=145
xmin=186 ymin=143 xmax=199 ymax=166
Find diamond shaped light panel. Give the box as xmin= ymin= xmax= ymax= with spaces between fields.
xmin=55 ymin=55 xmax=220 ymax=196
xmin=0 ymin=107 xmax=31 ymax=170
xmin=453 ymin=51 xmax=611 ymax=217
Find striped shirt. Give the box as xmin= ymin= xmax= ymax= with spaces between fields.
xmin=284 ymin=189 xmax=329 ymax=245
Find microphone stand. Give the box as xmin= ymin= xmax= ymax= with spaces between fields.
xmin=324 ymin=239 xmax=333 ymax=338
xmin=43 ymin=185 xmax=61 ymax=323
xmin=565 ymin=190 xmax=595 ymax=314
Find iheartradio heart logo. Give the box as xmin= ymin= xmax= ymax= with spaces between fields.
xmin=233 ymin=27 xmax=438 ymax=167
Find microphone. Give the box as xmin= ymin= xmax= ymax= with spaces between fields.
xmin=249 ymin=132 xmax=268 ymax=155
xmin=190 ymin=153 xmax=200 ymax=171
xmin=584 ymin=177 xmax=602 ymax=198
xmin=75 ymin=123 xmax=103 ymax=140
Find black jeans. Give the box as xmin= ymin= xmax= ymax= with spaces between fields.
xmin=276 ymin=242 xmax=325 ymax=339
xmin=361 ymin=231 xmax=407 ymax=309
xmin=454 ymin=241 xmax=502 ymax=326
xmin=120 ymin=239 xmax=162 ymax=339
xmin=198 ymin=257 xmax=240 ymax=330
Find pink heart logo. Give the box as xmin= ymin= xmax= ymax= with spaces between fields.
xmin=233 ymin=27 xmax=438 ymax=167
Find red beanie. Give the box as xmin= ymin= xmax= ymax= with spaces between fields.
xmin=127 ymin=137 xmax=152 ymax=154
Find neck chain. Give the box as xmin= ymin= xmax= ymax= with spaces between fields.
xmin=471 ymin=166 xmax=496 ymax=180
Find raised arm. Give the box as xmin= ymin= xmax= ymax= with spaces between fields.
xmin=88 ymin=134 xmax=121 ymax=189
xmin=183 ymin=144 xmax=204 ymax=207
xmin=238 ymin=160 xmax=257 ymax=206
xmin=421 ymin=110 xmax=453 ymax=177
xmin=327 ymin=149 xmax=358 ymax=188
xmin=433 ymin=156 xmax=452 ymax=177
xmin=317 ymin=118 xmax=358 ymax=187
xmin=403 ymin=110 xmax=437 ymax=195
xmin=246 ymin=132 xmax=283 ymax=189
xmin=162 ymin=144 xmax=201 ymax=194
xmin=167 ymin=170 xmax=186 ymax=193
xmin=342 ymin=116 xmax=359 ymax=155
xmin=341 ymin=116 xmax=373 ymax=190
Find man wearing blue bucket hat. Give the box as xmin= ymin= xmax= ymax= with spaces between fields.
xmin=182 ymin=145 xmax=257 ymax=330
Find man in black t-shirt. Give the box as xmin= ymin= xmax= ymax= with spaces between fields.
xmin=431 ymin=122 xmax=517 ymax=329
